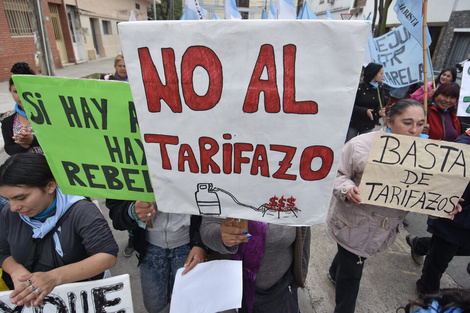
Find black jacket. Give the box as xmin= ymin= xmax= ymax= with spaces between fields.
xmin=1 ymin=113 xmax=41 ymax=155
xmin=426 ymin=132 xmax=470 ymax=249
xmin=349 ymin=81 xmax=385 ymax=131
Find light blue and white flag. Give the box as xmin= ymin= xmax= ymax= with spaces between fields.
xmin=181 ymin=0 xmax=205 ymax=20
xmin=299 ymin=2 xmax=318 ymax=20
xmin=268 ymin=0 xmax=277 ymax=19
xmin=326 ymin=9 xmax=334 ymax=20
xmin=278 ymin=0 xmax=296 ymax=19
xmin=367 ymin=25 xmax=433 ymax=88
xmin=129 ymin=10 xmax=137 ymax=21
xmin=225 ymin=0 xmax=242 ymax=19
xmin=213 ymin=12 xmax=222 ymax=19
xmin=261 ymin=10 xmax=268 ymax=19
xmin=296 ymin=3 xmax=303 ymax=19
xmin=393 ymin=0 xmax=431 ymax=47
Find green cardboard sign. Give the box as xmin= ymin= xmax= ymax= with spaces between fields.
xmin=12 ymin=75 xmax=155 ymax=202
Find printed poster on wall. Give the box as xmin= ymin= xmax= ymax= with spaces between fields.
xmin=120 ymin=20 xmax=370 ymax=225
xmin=12 ymin=76 xmax=155 ymax=202
xmin=358 ymin=133 xmax=470 ymax=218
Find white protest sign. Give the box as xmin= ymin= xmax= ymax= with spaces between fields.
xmin=457 ymin=61 xmax=470 ymax=117
xmin=120 ymin=20 xmax=370 ymax=226
xmin=0 ymin=275 xmax=133 ymax=312
xmin=367 ymin=25 xmax=433 ymax=88
xmin=358 ymin=133 xmax=470 ymax=218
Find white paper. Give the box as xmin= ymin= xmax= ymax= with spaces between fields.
xmin=170 ymin=260 xmax=243 ymax=313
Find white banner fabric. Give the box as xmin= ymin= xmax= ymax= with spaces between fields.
xmin=119 ymin=20 xmax=370 ymax=226
xmin=0 ymin=275 xmax=133 ymax=312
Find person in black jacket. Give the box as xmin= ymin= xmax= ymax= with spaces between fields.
xmin=406 ymin=129 xmax=470 ymax=297
xmin=106 ymin=199 xmax=207 ymax=313
xmin=1 ymin=62 xmax=43 ymax=155
xmin=346 ymin=62 xmax=386 ymax=142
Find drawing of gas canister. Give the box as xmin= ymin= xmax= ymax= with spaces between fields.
xmin=195 ymin=183 xmax=221 ymax=215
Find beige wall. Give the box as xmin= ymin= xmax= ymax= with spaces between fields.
xmin=65 ymin=0 xmax=153 ymax=59
xmin=203 ymin=0 xmax=267 ymax=19
xmin=66 ymin=0 xmax=152 ymax=20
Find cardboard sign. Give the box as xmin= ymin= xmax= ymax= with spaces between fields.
xmin=119 ymin=20 xmax=370 ymax=225
xmin=0 ymin=275 xmax=133 ymax=312
xmin=12 ymin=76 xmax=155 ymax=202
xmin=367 ymin=25 xmax=433 ymax=88
xmin=358 ymin=133 xmax=470 ymax=218
xmin=457 ymin=61 xmax=470 ymax=117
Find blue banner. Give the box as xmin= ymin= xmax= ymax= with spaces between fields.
xmin=394 ymin=0 xmax=431 ymax=47
xmin=367 ymin=25 xmax=433 ymax=88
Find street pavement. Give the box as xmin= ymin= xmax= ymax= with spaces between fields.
xmin=0 ymin=58 xmax=469 ymax=312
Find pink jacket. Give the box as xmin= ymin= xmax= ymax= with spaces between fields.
xmin=327 ymin=130 xmax=407 ymax=258
xmin=410 ymin=82 xmax=434 ymax=103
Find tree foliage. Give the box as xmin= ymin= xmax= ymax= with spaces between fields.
xmin=148 ymin=0 xmax=183 ymax=20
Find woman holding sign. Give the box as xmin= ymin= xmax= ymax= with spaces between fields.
xmin=2 ymin=62 xmax=43 ymax=155
xmin=328 ymin=99 xmax=429 ymax=313
xmin=200 ymin=217 xmax=310 ymax=313
xmin=0 ymin=153 xmax=118 ymax=308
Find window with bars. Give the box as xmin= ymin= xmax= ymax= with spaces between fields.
xmin=4 ymin=0 xmax=33 ymax=36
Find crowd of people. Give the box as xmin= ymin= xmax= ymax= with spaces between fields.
xmin=0 ymin=57 xmax=469 ymax=313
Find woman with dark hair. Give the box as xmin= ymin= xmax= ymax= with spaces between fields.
xmin=346 ymin=62 xmax=386 ymax=142
xmin=0 ymin=153 xmax=118 ymax=308
xmin=426 ymin=82 xmax=461 ymax=141
xmin=397 ymin=288 xmax=470 ymax=313
xmin=411 ymin=67 xmax=457 ymax=104
xmin=1 ymin=62 xmax=43 ymax=155
xmin=200 ymin=218 xmax=310 ymax=312
xmin=327 ymin=99 xmax=454 ymax=313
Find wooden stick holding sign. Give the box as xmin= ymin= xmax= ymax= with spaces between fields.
xmin=358 ymin=133 xmax=470 ymax=219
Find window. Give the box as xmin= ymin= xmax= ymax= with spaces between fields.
xmin=102 ymin=20 xmax=111 ymax=35
xmin=447 ymin=31 xmax=470 ymax=68
xmin=4 ymin=0 xmax=33 ymax=36
xmin=136 ymin=3 xmax=141 ymax=10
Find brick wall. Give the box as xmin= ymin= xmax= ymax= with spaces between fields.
xmin=0 ymin=0 xmax=37 ymax=82
xmin=0 ymin=0 xmax=66 ymax=82
xmin=434 ymin=10 xmax=470 ymax=72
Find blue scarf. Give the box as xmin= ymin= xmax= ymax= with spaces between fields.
xmin=386 ymin=127 xmax=429 ymax=139
xmin=15 ymin=103 xmax=28 ymax=120
xmin=369 ymin=81 xmax=379 ymax=89
xmin=19 ymin=187 xmax=85 ymax=256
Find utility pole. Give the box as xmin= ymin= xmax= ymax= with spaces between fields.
xmin=28 ymin=0 xmax=55 ymax=76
